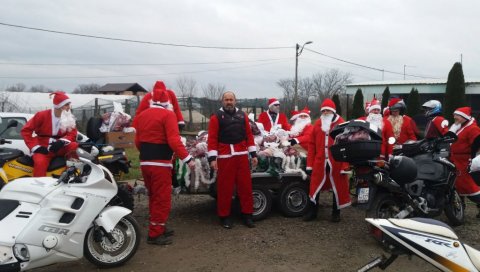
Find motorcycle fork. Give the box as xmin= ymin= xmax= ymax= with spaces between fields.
xmin=93 ymin=223 xmax=117 ymax=244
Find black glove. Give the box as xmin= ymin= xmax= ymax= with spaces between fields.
xmin=289 ymin=139 xmax=298 ymax=146
xmin=306 ymin=169 xmax=312 ymax=176
xmin=34 ymin=146 xmax=49 ymax=155
xmin=178 ymin=123 xmax=185 ymax=132
xmin=49 ymin=140 xmax=66 ymax=153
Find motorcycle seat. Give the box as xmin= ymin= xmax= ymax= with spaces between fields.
xmin=0 ymin=148 xmax=24 ymax=162
xmin=464 ymin=244 xmax=480 ymax=270
xmin=388 ymin=218 xmax=458 ymax=240
xmin=16 ymin=156 xmax=66 ymax=171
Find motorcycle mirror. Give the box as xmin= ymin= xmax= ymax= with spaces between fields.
xmin=0 ymin=119 xmax=19 ymax=136
xmin=76 ymin=147 xmax=95 ymax=161
xmin=388 ymin=137 xmax=396 ymax=145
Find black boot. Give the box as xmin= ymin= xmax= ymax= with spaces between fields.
xmin=242 ymin=213 xmax=256 ymax=228
xmin=303 ymin=200 xmax=318 ymax=221
xmin=331 ymin=194 xmax=341 ymax=223
xmin=220 ymin=216 xmax=233 ymax=229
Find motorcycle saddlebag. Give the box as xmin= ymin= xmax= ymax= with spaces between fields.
xmin=413 ymin=153 xmax=448 ymax=183
xmin=330 ymin=140 xmax=382 ymax=163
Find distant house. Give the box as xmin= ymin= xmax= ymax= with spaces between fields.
xmin=97 ymin=83 xmax=148 ymax=96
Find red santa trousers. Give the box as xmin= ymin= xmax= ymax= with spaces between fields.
xmin=217 ymin=155 xmax=253 ymax=217
xmin=141 ymin=165 xmax=172 ymax=238
xmin=32 ymin=142 xmax=79 ymax=177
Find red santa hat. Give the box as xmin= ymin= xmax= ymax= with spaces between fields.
xmin=454 ymin=107 xmax=472 ymax=120
xmin=290 ymin=107 xmax=310 ymax=121
xmin=365 ymin=102 xmax=371 ymax=112
xmin=50 ymin=91 xmax=71 ymax=109
xmin=320 ymin=98 xmax=336 ymax=113
xmin=368 ymin=98 xmax=381 ymax=112
xmin=268 ymin=98 xmax=280 ymax=108
xmin=388 ymin=97 xmax=404 ymax=108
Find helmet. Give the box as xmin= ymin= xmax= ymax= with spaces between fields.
xmin=389 ymin=101 xmax=406 ymax=112
xmin=422 ymin=100 xmax=442 ymax=117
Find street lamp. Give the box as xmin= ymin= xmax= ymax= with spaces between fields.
xmin=294 ymin=41 xmax=313 ymax=110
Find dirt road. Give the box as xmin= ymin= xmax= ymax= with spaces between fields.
xmin=34 ymin=193 xmax=480 ymax=272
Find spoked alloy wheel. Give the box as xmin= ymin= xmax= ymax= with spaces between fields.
xmin=84 ymin=215 xmax=140 ymax=268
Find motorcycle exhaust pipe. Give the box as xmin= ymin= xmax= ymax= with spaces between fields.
xmin=372 ymin=173 xmax=402 ymax=193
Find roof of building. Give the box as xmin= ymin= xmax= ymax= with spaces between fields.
xmin=97 ymin=83 xmax=148 ymax=94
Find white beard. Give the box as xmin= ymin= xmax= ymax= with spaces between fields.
xmin=321 ymin=114 xmax=333 ymax=132
xmin=449 ymin=122 xmax=462 ymax=133
xmin=290 ymin=117 xmax=311 ymax=137
xmin=59 ymin=110 xmax=76 ymax=132
xmin=366 ymin=113 xmax=384 ymax=130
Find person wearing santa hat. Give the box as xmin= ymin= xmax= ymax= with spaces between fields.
xmin=449 ymin=107 xmax=480 ymax=218
xmin=357 ymin=98 xmax=395 ymax=160
xmin=21 ymin=91 xmax=78 ymax=177
xmin=422 ymin=100 xmax=449 ymax=138
xmin=386 ymin=97 xmax=418 ymax=144
xmin=257 ymin=98 xmax=291 ymax=132
xmin=133 ymin=88 xmax=195 ymax=245
xmin=208 ymin=91 xmax=258 ymax=229
xmin=288 ymin=107 xmax=313 ymax=150
xmin=304 ymin=98 xmax=350 ymax=222
xmin=136 ymin=80 xmax=185 ymax=130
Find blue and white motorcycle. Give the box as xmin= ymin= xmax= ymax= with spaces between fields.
xmin=0 ymin=149 xmax=140 ymax=271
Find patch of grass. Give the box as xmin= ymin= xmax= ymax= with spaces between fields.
xmin=121 ymin=147 xmax=141 ymax=181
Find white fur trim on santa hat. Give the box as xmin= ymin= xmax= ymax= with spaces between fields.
xmin=54 ymin=98 xmax=71 ymax=109
xmin=368 ymin=104 xmax=381 ymax=112
xmin=454 ymin=110 xmax=471 ymax=120
xmin=269 ymin=100 xmax=280 ymax=108
xmin=320 ymin=106 xmax=336 ymax=113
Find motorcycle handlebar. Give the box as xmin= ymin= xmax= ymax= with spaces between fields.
xmin=58 ymin=166 xmax=77 ymax=183
xmin=0 ymin=138 xmax=12 ymax=145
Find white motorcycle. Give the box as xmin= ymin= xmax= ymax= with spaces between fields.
xmin=359 ymin=218 xmax=480 ymax=272
xmin=0 ymin=150 xmax=140 ymax=271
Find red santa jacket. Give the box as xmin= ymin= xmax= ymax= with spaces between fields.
xmin=257 ymin=111 xmax=291 ymax=132
xmin=207 ymin=108 xmax=256 ymax=159
xmin=133 ymin=105 xmax=191 ymax=167
xmin=293 ymin=124 xmax=313 ymax=150
xmin=306 ymin=115 xmax=351 ymax=208
xmin=425 ymin=116 xmax=449 ymax=138
xmin=357 ymin=116 xmax=395 ymax=159
xmin=21 ymin=109 xmax=78 ymax=152
xmin=450 ymin=119 xmax=480 ymax=196
xmin=388 ymin=115 xmax=418 ymax=144
xmin=136 ymin=90 xmax=185 ymax=125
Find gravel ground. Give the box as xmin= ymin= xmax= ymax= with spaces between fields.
xmin=32 ymin=188 xmax=480 ymax=272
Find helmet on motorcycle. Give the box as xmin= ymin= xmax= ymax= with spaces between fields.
xmin=389 ymin=156 xmax=417 ymax=185
xmin=422 ymin=100 xmax=442 ymax=117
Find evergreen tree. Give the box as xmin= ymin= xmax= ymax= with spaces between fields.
xmin=407 ymin=88 xmax=421 ymax=117
xmin=332 ymin=94 xmax=342 ymax=118
xmin=381 ymin=86 xmax=390 ymax=110
xmin=444 ymin=62 xmax=466 ymax=123
xmin=351 ymin=88 xmax=364 ymax=119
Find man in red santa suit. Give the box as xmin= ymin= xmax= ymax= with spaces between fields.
xmin=449 ymin=107 xmax=480 ymax=218
xmin=133 ymin=89 xmax=195 ymax=245
xmin=422 ymin=100 xmax=449 ymax=139
xmin=257 ymin=98 xmax=291 ymax=132
xmin=136 ymin=80 xmax=185 ymax=130
xmin=288 ymin=107 xmax=313 ymax=150
xmin=303 ymin=98 xmax=351 ymax=222
xmin=358 ymin=98 xmax=395 ymax=160
xmin=21 ymin=91 xmax=78 ymax=177
xmin=387 ymin=97 xmax=418 ymax=144
xmin=208 ymin=91 xmax=258 ymax=229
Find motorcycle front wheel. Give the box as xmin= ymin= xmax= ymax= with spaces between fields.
xmin=84 ymin=214 xmax=140 ymax=268
xmin=444 ymin=190 xmax=465 ymax=226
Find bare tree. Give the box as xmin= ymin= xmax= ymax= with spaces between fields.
xmin=29 ymin=85 xmax=52 ymax=93
xmin=276 ymin=79 xmax=294 ymax=113
xmin=5 ymin=83 xmax=26 ymax=92
xmin=200 ymin=83 xmax=225 ymax=117
xmin=0 ymin=92 xmax=22 ymax=112
xmin=298 ymin=77 xmax=315 ymax=109
xmin=322 ymin=69 xmax=352 ymax=98
xmin=176 ymin=76 xmax=197 ymax=108
xmin=73 ymin=83 xmax=101 ymax=94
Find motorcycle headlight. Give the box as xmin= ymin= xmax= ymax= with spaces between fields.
xmin=13 ymin=244 xmax=30 ymax=262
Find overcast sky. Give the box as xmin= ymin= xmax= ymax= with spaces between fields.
xmin=1 ymin=0 xmax=479 ymax=98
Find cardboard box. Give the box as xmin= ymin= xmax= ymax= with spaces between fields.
xmin=105 ymin=131 xmax=135 ymax=148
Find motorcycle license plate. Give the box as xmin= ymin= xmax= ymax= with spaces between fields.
xmin=357 ymin=187 xmax=369 ymax=203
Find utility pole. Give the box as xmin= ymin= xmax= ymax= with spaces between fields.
xmin=294 ymin=41 xmax=313 ymax=111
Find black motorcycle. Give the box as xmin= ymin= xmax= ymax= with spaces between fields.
xmin=330 ymin=120 xmax=464 ymax=226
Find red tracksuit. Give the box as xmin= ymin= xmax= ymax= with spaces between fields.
xmin=257 ymin=111 xmax=291 ymax=132
xmin=207 ymin=108 xmax=257 ymax=217
xmin=21 ymin=109 xmax=78 ymax=177
xmin=133 ymin=105 xmax=191 ymax=238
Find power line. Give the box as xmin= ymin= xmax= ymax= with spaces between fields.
xmin=0 ymin=22 xmax=293 ymax=50
xmin=0 ymin=57 xmax=292 ymax=66
xmin=0 ymin=59 xmax=290 ymax=79
xmin=305 ymin=48 xmax=441 ymax=79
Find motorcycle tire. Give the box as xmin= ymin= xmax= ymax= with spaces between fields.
xmin=444 ymin=190 xmax=465 ymax=226
xmin=366 ymin=192 xmax=402 ymax=219
xmin=84 ymin=214 xmax=140 ymax=268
